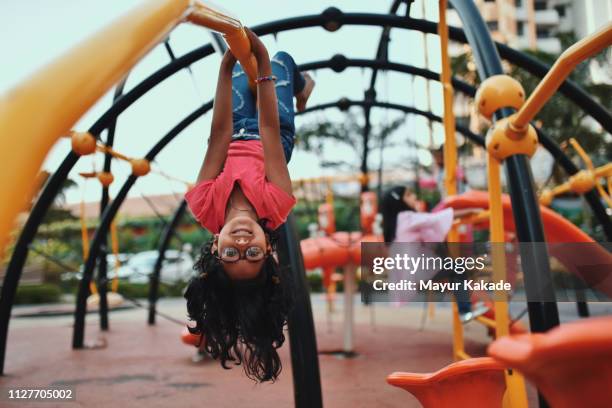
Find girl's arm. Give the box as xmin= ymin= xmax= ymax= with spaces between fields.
xmin=246 ymin=29 xmax=293 ymax=195
xmin=195 ymin=51 xmax=236 ymax=183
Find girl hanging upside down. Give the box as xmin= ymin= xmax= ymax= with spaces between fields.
xmin=183 ymin=29 xmax=315 ymax=382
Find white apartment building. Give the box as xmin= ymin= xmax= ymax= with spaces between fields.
xmin=447 ymin=0 xmax=612 ymax=81
xmin=448 ymin=0 xmax=612 ymax=54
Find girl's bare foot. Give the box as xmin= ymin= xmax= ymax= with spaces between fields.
xmin=296 ymin=72 xmax=315 ymax=112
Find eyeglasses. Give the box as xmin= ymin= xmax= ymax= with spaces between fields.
xmin=215 ymin=246 xmax=268 ymax=263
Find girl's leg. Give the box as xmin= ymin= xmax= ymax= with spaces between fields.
xmin=270 ymin=51 xmax=306 ymax=162
xmin=232 ymin=63 xmax=257 ymax=133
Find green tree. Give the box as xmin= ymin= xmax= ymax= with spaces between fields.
xmin=296 ymin=112 xmax=408 ymax=192
xmin=38 ymin=173 xmax=79 ymax=224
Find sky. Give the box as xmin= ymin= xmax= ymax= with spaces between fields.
xmin=0 ymin=0 xmax=453 ymax=205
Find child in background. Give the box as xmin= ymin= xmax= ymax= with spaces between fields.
xmin=183 ymin=29 xmax=315 ymax=382
xmin=380 ymin=186 xmax=453 ymax=304
xmin=380 ymin=185 xmax=488 ymax=322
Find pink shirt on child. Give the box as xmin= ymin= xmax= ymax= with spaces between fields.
xmin=394 ymin=208 xmax=454 ymax=242
xmin=185 ymin=140 xmax=297 ymax=233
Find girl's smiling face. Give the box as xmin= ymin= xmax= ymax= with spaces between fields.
xmin=212 ymin=216 xmax=271 ymax=280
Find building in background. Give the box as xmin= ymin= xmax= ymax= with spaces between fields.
xmin=448 ymin=0 xmax=562 ymax=53
xmin=558 ymin=0 xmax=612 ymax=84
xmin=448 ymin=0 xmax=612 ymax=61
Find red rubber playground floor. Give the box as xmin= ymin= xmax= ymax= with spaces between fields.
xmin=2 ymin=296 xmax=540 ymax=408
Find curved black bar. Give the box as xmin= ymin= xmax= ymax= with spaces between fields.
xmin=450 ymin=0 xmax=560 ymax=344
xmin=360 ymin=0 xmax=405 ymax=192
xmin=148 ymin=200 xmax=187 ymax=325
xmin=369 ymin=0 xmax=404 ymax=88
xmin=277 ymin=214 xmax=323 ymax=408
xmin=89 ymin=45 xmax=215 ymax=137
xmin=302 ymin=57 xmax=475 ymax=97
xmin=0 ymin=153 xmax=78 ymax=375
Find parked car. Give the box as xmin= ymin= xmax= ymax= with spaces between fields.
xmin=122 ymin=250 xmax=194 ymax=284
xmin=60 ymin=253 xmax=131 ymax=282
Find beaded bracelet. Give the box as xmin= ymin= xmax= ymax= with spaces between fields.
xmin=255 ymin=75 xmax=277 ymax=84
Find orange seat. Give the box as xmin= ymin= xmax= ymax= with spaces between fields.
xmin=387 ymin=357 xmax=506 ymax=408
xmin=488 ymin=316 xmax=612 ymax=408
xmin=181 ymin=327 xmax=202 ymax=346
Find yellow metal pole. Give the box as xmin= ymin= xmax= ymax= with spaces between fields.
xmin=509 ymin=23 xmax=612 ymax=135
xmin=325 ymin=177 xmax=334 ymax=207
xmin=568 ymin=138 xmax=593 ymax=169
xmin=187 ymin=1 xmax=242 ymax=33
xmin=188 ymin=1 xmax=258 ymax=89
xmin=438 ymin=0 xmax=464 ymax=361
xmin=428 ymin=294 xmax=436 ymax=319
xmin=438 ymin=0 xmax=458 ymax=200
xmin=80 ymin=200 xmax=90 ymax=262
xmin=487 ymin=155 xmax=528 ymax=408
xmin=80 ymin=179 xmax=98 ymax=295
xmin=0 ymin=0 xmax=191 ymax=255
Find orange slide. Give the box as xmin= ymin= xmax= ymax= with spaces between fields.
xmin=438 ymin=190 xmax=612 ymax=297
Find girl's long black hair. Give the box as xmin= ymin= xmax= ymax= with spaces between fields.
xmin=183 ymin=221 xmax=293 ymax=382
xmin=381 ymin=185 xmax=416 ymax=243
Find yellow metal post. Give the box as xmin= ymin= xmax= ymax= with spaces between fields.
xmin=438 ymin=0 xmax=465 ymax=361
xmin=487 ymin=155 xmax=528 ymax=408
xmin=438 ymin=0 xmax=458 ymax=200
xmin=0 ymin=0 xmax=191 ymax=255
